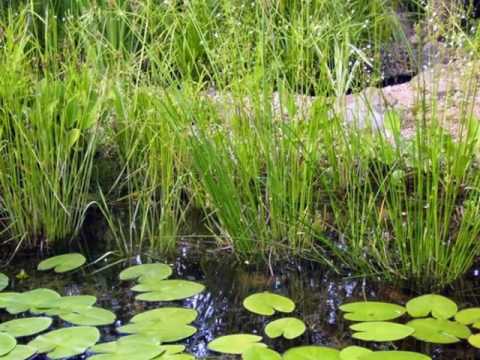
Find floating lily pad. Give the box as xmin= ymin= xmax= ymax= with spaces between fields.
xmin=359 ymin=351 xmax=431 ymax=360
xmin=154 ymin=354 xmax=195 ymax=360
xmin=407 ymin=318 xmax=471 ymax=344
xmin=350 ymin=322 xmax=414 ymax=342
xmin=283 ymin=346 xmax=341 ymax=360
xmin=90 ymin=335 xmax=166 ymax=360
xmin=118 ymin=322 xmax=197 ymax=343
xmin=264 ymin=317 xmax=306 ymax=339
xmin=242 ymin=347 xmax=282 ymax=360
xmin=131 ymin=307 xmax=198 ymax=325
xmin=0 ymin=345 xmax=36 ymax=360
xmin=207 ymin=334 xmax=266 ymax=354
xmin=339 ymin=302 xmax=406 ymax=322
xmin=468 ymin=333 xmax=480 ymax=348
xmin=133 ymin=280 xmax=205 ymax=302
xmin=28 ymin=326 xmax=100 ymax=359
xmin=455 ymin=308 xmax=480 ymax=328
xmin=41 ymin=295 xmax=97 ymax=316
xmin=0 ymin=334 xmax=16 ymax=356
xmin=60 ymin=306 xmax=116 ymax=326
xmin=0 ymin=274 xmax=8 ymax=292
xmin=339 ymin=346 xmax=372 ymax=360
xmin=406 ymin=294 xmax=457 ymax=319
xmin=0 ymin=289 xmax=61 ymax=314
xmin=119 ymin=263 xmax=172 ymax=283
xmin=0 ymin=317 xmax=52 ymax=337
xmin=243 ymin=292 xmax=295 ymax=316
xmin=37 ymin=253 xmax=86 ymax=273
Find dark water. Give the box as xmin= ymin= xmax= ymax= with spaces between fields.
xmin=2 ymin=245 xmax=480 ymax=359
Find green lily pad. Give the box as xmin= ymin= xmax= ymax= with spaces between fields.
xmin=283 ymin=346 xmax=341 ymax=360
xmin=339 ymin=346 xmax=373 ymax=360
xmin=41 ymin=295 xmax=97 ymax=316
xmin=407 ymin=318 xmax=471 ymax=344
xmin=0 ymin=317 xmax=52 ymax=337
xmin=0 ymin=274 xmax=8 ymax=292
xmin=132 ymin=280 xmax=205 ymax=302
xmin=0 ymin=289 xmax=61 ymax=314
xmin=339 ymin=302 xmax=406 ymax=322
xmin=90 ymin=335 xmax=167 ymax=360
xmin=0 ymin=345 xmax=36 ymax=360
xmin=406 ymin=294 xmax=457 ymax=319
xmin=154 ymin=354 xmax=195 ymax=360
xmin=207 ymin=334 xmax=266 ymax=354
xmin=131 ymin=307 xmax=198 ymax=325
xmin=242 ymin=347 xmax=282 ymax=360
xmin=468 ymin=333 xmax=480 ymax=348
xmin=264 ymin=317 xmax=306 ymax=339
xmin=0 ymin=334 xmax=16 ymax=356
xmin=119 ymin=263 xmax=173 ymax=283
xmin=37 ymin=253 xmax=86 ymax=273
xmin=28 ymin=326 xmax=100 ymax=359
xmin=350 ymin=322 xmax=414 ymax=342
xmin=118 ymin=322 xmax=197 ymax=343
xmin=59 ymin=306 xmax=116 ymax=326
xmin=455 ymin=308 xmax=480 ymax=328
xmin=359 ymin=351 xmax=431 ymax=360
xmin=243 ymin=292 xmax=295 ymax=316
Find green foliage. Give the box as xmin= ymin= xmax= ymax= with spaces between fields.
xmin=350 ymin=322 xmax=414 ymax=342
xmin=0 ymin=345 xmax=36 ymax=360
xmin=406 ymin=294 xmax=458 ymax=319
xmin=243 ymin=292 xmax=295 ymax=316
xmin=119 ymin=263 xmax=173 ymax=283
xmin=0 ymin=334 xmax=15 ymax=357
xmin=132 ymin=280 xmax=205 ymax=302
xmin=0 ymin=274 xmax=8 ymax=292
xmin=407 ymin=318 xmax=471 ymax=344
xmin=37 ymin=253 xmax=86 ymax=273
xmin=59 ymin=307 xmax=116 ymax=326
xmin=264 ymin=317 xmax=306 ymax=340
xmin=207 ymin=334 xmax=265 ymax=354
xmin=0 ymin=317 xmax=52 ymax=337
xmin=283 ymin=346 xmax=340 ymax=360
xmin=339 ymin=346 xmax=372 ymax=360
xmin=340 ymin=302 xmax=406 ymax=322
xmin=242 ymin=347 xmax=282 ymax=360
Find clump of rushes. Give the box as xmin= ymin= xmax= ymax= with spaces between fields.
xmin=0 ymin=11 xmax=105 ymax=248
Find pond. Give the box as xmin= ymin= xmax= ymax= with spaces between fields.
xmin=1 ymin=245 xmax=480 ymax=359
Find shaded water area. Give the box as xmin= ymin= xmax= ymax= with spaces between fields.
xmin=2 ymin=245 xmax=480 ymax=359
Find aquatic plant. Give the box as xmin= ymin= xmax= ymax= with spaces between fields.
xmin=350 ymin=322 xmax=414 ymax=342
xmin=339 ymin=301 xmax=406 ymax=321
xmin=207 ymin=334 xmax=265 ymax=354
xmin=265 ymin=317 xmax=306 ymax=340
xmin=243 ymin=292 xmax=295 ymax=316
xmin=37 ymin=253 xmax=86 ymax=273
xmin=242 ymin=347 xmax=281 ymax=360
xmin=0 ymin=317 xmax=52 ymax=338
xmin=0 ymin=274 xmax=7 ymax=292
xmin=119 ymin=263 xmax=173 ymax=283
xmin=406 ymin=294 xmax=458 ymax=319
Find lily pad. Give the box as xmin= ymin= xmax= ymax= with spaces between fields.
xmin=242 ymin=347 xmax=282 ymax=360
xmin=283 ymin=346 xmax=341 ymax=360
xmin=131 ymin=307 xmax=198 ymax=325
xmin=350 ymin=322 xmax=414 ymax=342
xmin=339 ymin=346 xmax=372 ymax=360
xmin=0 ymin=334 xmax=16 ymax=357
xmin=154 ymin=354 xmax=195 ymax=360
xmin=0 ymin=345 xmax=36 ymax=360
xmin=243 ymin=292 xmax=295 ymax=316
xmin=119 ymin=263 xmax=172 ymax=283
xmin=407 ymin=318 xmax=471 ymax=344
xmin=90 ymin=335 xmax=166 ymax=360
xmin=118 ymin=322 xmax=197 ymax=343
xmin=264 ymin=317 xmax=306 ymax=339
xmin=468 ymin=333 xmax=480 ymax=348
xmin=41 ymin=295 xmax=97 ymax=316
xmin=37 ymin=253 xmax=86 ymax=273
xmin=406 ymin=294 xmax=457 ymax=320
xmin=132 ymin=280 xmax=205 ymax=302
xmin=28 ymin=326 xmax=100 ymax=359
xmin=455 ymin=308 xmax=480 ymax=328
xmin=207 ymin=334 xmax=266 ymax=354
xmin=359 ymin=351 xmax=431 ymax=360
xmin=0 ymin=317 xmax=52 ymax=337
xmin=0 ymin=274 xmax=8 ymax=292
xmin=339 ymin=302 xmax=406 ymax=322
xmin=0 ymin=289 xmax=61 ymax=314
xmin=59 ymin=306 xmax=116 ymax=326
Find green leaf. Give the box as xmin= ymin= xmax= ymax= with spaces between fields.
xmin=406 ymin=294 xmax=458 ymax=319
xmin=0 ymin=345 xmax=36 ymax=360
xmin=359 ymin=351 xmax=431 ymax=360
xmin=118 ymin=321 xmax=197 ymax=343
xmin=264 ymin=317 xmax=306 ymax=339
xmin=41 ymin=295 xmax=97 ymax=316
xmin=90 ymin=335 xmax=166 ymax=360
xmin=350 ymin=322 xmax=414 ymax=342
xmin=154 ymin=354 xmax=195 ymax=360
xmin=0 ymin=334 xmax=16 ymax=357
xmin=468 ymin=333 xmax=480 ymax=348
xmin=242 ymin=347 xmax=281 ymax=360
xmin=28 ymin=326 xmax=100 ymax=359
xmin=37 ymin=253 xmax=86 ymax=273
xmin=0 ymin=317 xmax=52 ymax=337
xmin=207 ymin=334 xmax=266 ymax=354
xmin=133 ymin=280 xmax=205 ymax=302
xmin=119 ymin=263 xmax=172 ymax=283
xmin=339 ymin=346 xmax=372 ymax=360
xmin=455 ymin=308 xmax=480 ymax=328
xmin=67 ymin=128 xmax=81 ymax=149
xmin=131 ymin=307 xmax=197 ymax=325
xmin=407 ymin=318 xmax=471 ymax=344
xmin=243 ymin=292 xmax=295 ymax=316
xmin=59 ymin=306 xmax=116 ymax=326
xmin=0 ymin=274 xmax=8 ymax=292
xmin=283 ymin=346 xmax=341 ymax=360
xmin=0 ymin=289 xmax=61 ymax=314
xmin=339 ymin=302 xmax=406 ymax=322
